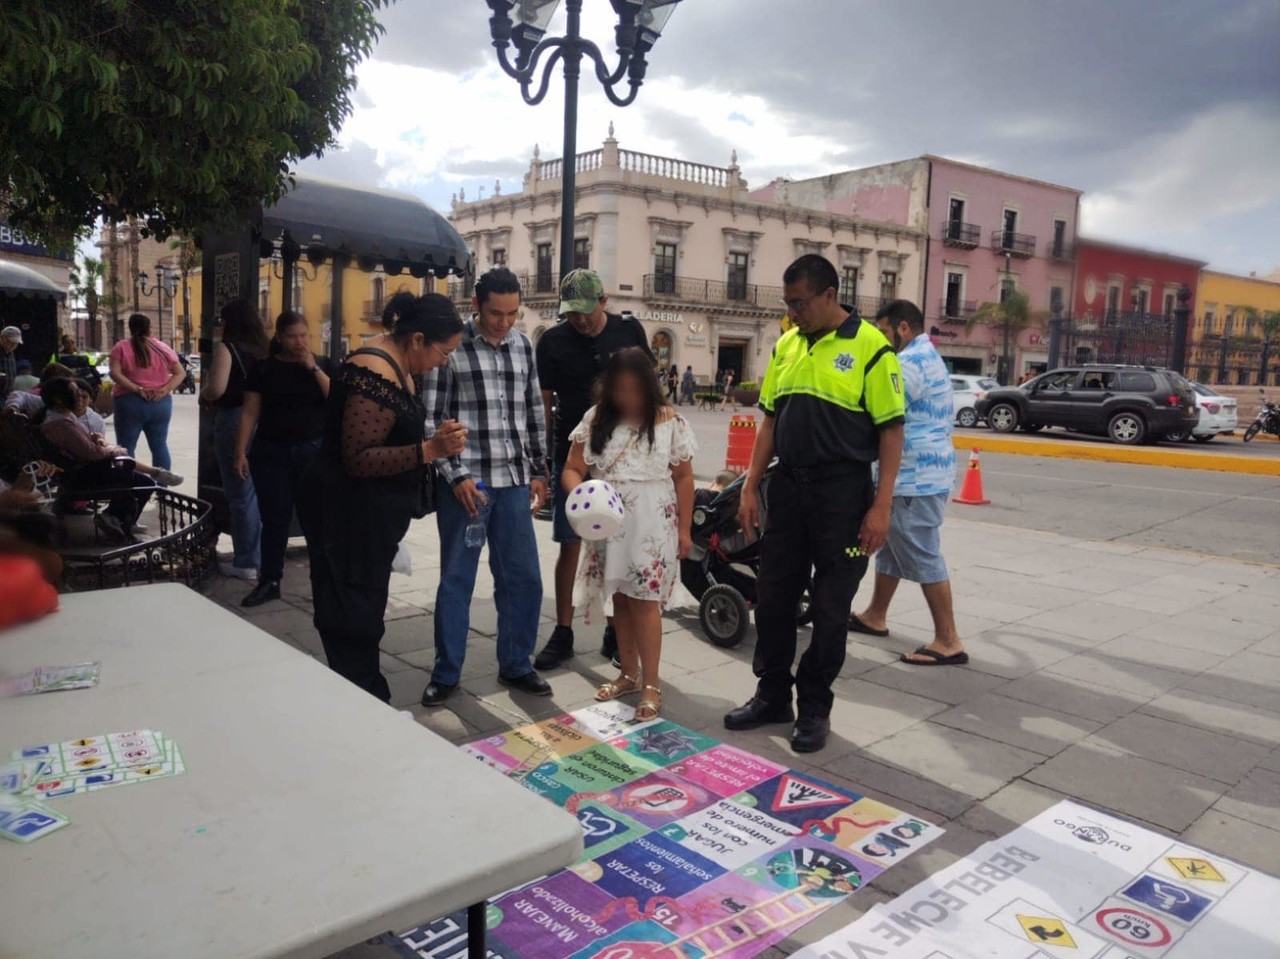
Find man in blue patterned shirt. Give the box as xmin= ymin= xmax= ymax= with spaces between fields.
xmin=851 ymin=300 xmax=968 ymax=666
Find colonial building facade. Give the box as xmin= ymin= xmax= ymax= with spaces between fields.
xmin=447 ymin=133 xmax=925 ymax=385
xmin=754 ymin=155 xmax=1081 ymax=380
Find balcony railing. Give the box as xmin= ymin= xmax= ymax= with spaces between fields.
xmin=850 ymin=296 xmax=891 ymax=319
xmin=938 ymin=298 xmax=978 ymax=321
xmin=1047 ymin=241 xmax=1074 ymax=261
xmin=990 ymin=231 xmax=1036 ymax=258
xmin=363 ymin=298 xmax=385 ymax=322
xmin=644 ymin=274 xmax=784 ymax=310
xmin=940 ymin=221 xmax=981 ymax=248
xmin=534 ymin=148 xmax=737 ymax=188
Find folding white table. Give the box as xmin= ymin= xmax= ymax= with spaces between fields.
xmin=0 ymin=584 xmax=582 ymax=958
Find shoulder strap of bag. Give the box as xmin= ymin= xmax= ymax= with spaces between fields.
xmin=226 ymin=343 xmax=248 ymax=378
xmin=348 ymin=347 xmax=413 ymax=396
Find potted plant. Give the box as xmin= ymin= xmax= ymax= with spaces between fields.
xmin=733 ymin=381 xmax=760 ymax=407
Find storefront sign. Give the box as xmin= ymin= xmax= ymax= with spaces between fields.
xmin=685 ymin=334 xmax=707 ymax=347
xmin=0 ymin=220 xmax=69 ymax=260
xmin=717 ymin=323 xmax=756 ymax=335
xmin=634 ymin=310 xmax=684 ymax=324
xmin=928 ymin=325 xmax=958 ymax=339
xmin=1028 ymin=332 xmax=1045 ymax=346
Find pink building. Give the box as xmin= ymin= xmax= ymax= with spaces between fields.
xmin=754 ymin=156 xmax=1081 ymax=380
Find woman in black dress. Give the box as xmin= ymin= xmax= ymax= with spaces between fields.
xmin=298 ymin=292 xmax=466 ymax=701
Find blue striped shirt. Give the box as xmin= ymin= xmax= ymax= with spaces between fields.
xmin=894 ymin=334 xmax=955 ymax=496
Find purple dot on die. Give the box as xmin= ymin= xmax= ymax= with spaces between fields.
xmin=570 ymin=504 xmax=578 ymax=511
xmin=582 ymin=502 xmax=591 ymax=510
xmin=593 ymin=524 xmax=602 ymax=530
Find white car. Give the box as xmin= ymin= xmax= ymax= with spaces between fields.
xmin=1166 ymin=382 xmax=1237 ymax=443
xmin=951 ymin=375 xmax=1001 ymax=428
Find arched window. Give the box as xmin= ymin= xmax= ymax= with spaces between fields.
xmin=372 ymin=276 xmax=386 ymax=312
xmin=651 ymin=330 xmax=673 ymax=368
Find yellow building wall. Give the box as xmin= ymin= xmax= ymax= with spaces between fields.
xmin=187 ymin=261 xmax=451 ymax=355
xmin=1195 ymin=271 xmax=1280 ymax=340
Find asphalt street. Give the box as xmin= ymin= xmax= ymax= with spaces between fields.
xmin=160 ymin=394 xmax=1280 ymax=566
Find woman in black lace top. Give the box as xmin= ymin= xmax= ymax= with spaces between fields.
xmin=298 ymin=292 xmax=466 ymax=701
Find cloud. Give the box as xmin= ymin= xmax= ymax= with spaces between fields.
xmin=295 ymin=0 xmax=1280 ymax=274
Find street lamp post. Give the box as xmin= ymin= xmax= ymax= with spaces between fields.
xmin=486 ymin=0 xmax=681 ymax=276
xmin=999 ymin=251 xmax=1013 ymax=384
xmin=138 ymin=266 xmax=178 ymax=347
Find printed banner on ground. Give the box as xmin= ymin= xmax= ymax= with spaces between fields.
xmin=394 ymin=700 xmax=942 ymax=959
xmin=792 ymin=798 xmax=1280 ymax=959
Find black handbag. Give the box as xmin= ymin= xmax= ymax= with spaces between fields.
xmin=348 ymin=347 xmax=436 ymax=518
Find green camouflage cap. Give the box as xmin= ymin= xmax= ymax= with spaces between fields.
xmin=558 ymin=269 xmax=605 ymax=315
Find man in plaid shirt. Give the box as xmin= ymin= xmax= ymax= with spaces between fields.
xmin=420 ymin=268 xmax=552 ymax=705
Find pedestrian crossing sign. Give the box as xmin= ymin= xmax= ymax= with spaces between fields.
xmin=1016 ymin=914 xmax=1077 ymax=948
xmin=1167 ymin=856 xmax=1226 ymax=882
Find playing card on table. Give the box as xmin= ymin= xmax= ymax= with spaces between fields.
xmin=19 ymin=732 xmax=185 ymax=798
xmin=0 ymin=796 xmax=70 ymax=843
xmin=13 ymin=730 xmax=165 ymax=776
xmin=0 ymin=760 xmax=52 ymax=794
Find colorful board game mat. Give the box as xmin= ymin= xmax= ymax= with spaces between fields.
xmin=393 ymin=700 xmax=943 ymax=959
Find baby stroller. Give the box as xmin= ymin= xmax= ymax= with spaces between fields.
xmin=680 ymin=465 xmax=809 ymax=648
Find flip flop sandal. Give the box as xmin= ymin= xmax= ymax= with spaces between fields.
xmin=848 ymin=613 xmax=890 ymax=637
xmin=900 ymin=646 xmax=969 ymax=666
xmin=595 ymin=674 xmax=639 ymax=702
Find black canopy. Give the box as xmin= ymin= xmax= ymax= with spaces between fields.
xmin=259 ymin=174 xmax=470 ymax=275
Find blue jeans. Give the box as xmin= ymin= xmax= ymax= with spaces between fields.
xmin=213 ymin=408 xmax=261 ymax=570
xmin=432 ymin=480 xmax=542 ymax=686
xmin=113 ymin=392 xmax=173 ymax=469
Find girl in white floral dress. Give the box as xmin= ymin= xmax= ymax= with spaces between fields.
xmin=563 ymin=348 xmax=698 ymax=720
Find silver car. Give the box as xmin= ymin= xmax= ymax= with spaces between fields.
xmin=1166 ymin=382 xmax=1238 ymax=443
xmin=951 ymin=375 xmax=1001 ymax=428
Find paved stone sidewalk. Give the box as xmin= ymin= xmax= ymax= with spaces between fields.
xmin=210 ymin=515 xmax=1280 ymax=956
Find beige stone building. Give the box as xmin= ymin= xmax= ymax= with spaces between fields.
xmin=448 ymin=133 xmax=925 ymax=384
xmin=96 ymin=218 xmax=185 ymax=350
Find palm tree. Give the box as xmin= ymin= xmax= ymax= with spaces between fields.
xmin=169 ymin=236 xmax=198 ymax=353
xmin=68 ymin=255 xmax=115 ymax=351
xmin=968 ymin=289 xmax=1048 ymax=384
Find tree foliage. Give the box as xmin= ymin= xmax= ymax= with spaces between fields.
xmin=0 ymin=0 xmax=389 ymax=244
xmin=968 ymin=289 xmax=1048 ymax=335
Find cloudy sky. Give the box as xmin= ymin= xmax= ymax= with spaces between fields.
xmin=300 ymin=0 xmax=1280 ymax=276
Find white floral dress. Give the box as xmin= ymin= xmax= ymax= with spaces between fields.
xmin=571 ymin=407 xmax=698 ymax=622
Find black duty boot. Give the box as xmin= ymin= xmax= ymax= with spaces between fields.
xmin=534 ymin=626 xmax=575 ymax=670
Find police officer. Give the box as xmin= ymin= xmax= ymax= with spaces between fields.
xmin=724 ymin=254 xmax=905 ymax=753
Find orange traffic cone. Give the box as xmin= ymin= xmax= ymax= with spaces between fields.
xmin=954 ymin=448 xmax=990 ymax=505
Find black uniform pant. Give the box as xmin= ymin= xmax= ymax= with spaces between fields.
xmin=753 ymin=467 xmax=873 ymax=718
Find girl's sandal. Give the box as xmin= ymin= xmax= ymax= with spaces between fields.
xmin=595 ymin=674 xmax=639 ymax=702
xmin=636 ymin=685 xmax=662 ymax=721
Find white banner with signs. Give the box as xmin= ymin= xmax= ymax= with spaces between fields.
xmin=794 ymin=799 xmax=1279 ymax=959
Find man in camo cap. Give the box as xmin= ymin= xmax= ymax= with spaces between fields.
xmin=534 ymin=269 xmax=654 ymax=669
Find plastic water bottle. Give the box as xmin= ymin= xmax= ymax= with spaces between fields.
xmin=464 ymin=481 xmax=488 ymax=549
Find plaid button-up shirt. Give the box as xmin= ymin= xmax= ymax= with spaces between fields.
xmin=422 ymin=319 xmax=549 ymax=488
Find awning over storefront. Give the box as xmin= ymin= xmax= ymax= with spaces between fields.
xmin=0 ymin=258 xmax=66 ymax=300
xmin=260 ymin=175 xmax=470 ymax=275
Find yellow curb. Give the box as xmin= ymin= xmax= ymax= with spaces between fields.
xmin=954 ymin=434 xmax=1280 ymax=476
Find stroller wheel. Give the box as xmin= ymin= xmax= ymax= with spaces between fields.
xmin=700 ymin=584 xmax=750 ymax=648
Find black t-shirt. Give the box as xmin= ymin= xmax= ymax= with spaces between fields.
xmin=536 ymin=313 xmax=653 ymax=461
xmin=245 ymin=354 xmax=332 ymax=445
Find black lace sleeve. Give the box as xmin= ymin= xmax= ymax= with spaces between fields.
xmin=339 ymin=366 xmax=423 ymax=479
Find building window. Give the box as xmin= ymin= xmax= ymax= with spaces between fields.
xmin=259 ymin=288 xmax=270 ymax=319
xmin=727 ymin=251 xmax=749 ymax=301
xmin=1049 ymin=285 xmax=1065 ymax=314
xmin=650 ymin=330 xmax=673 ymax=368
xmin=999 ymin=277 xmax=1016 ymax=304
xmin=944 ymin=272 xmax=964 ymax=318
xmin=1002 ymin=209 xmax=1018 ymax=248
xmin=1204 ymin=306 xmax=1216 ymax=333
xmin=1224 ymin=311 xmax=1235 ymax=337
xmin=1133 ymin=289 xmax=1149 ymax=315
xmin=372 ymin=276 xmax=385 ymax=312
xmin=879 ymin=271 xmax=898 ymax=304
xmin=654 ymin=242 xmax=677 ymax=294
xmin=839 ymin=266 xmax=859 ymax=304
xmin=1051 ymin=219 xmax=1067 ymax=258
xmin=291 ymin=278 xmax=303 ymax=311
xmin=947 ymin=198 xmax=965 ymax=237
xmin=573 ymin=238 xmax=590 ymax=270
xmin=492 ymin=248 xmax=507 ymax=267
xmin=1106 ymin=286 xmax=1121 ymax=317
xmin=535 ymin=243 xmax=553 ymax=293
xmin=1163 ymin=292 xmax=1175 ymax=317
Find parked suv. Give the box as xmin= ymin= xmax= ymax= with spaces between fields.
xmin=975 ymin=365 xmax=1198 ymax=445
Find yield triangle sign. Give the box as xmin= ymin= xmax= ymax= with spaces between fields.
xmin=771 ymin=773 xmax=845 ymax=812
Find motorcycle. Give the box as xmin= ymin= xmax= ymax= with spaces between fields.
xmin=1242 ymin=389 xmax=1280 ymax=443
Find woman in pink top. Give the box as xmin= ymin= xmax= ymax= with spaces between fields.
xmin=108 ymin=313 xmax=185 ymax=469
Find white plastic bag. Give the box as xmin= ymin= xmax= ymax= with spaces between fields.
xmin=391 ymin=541 xmax=413 ymax=576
